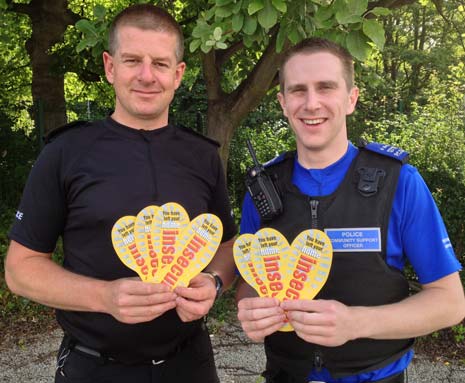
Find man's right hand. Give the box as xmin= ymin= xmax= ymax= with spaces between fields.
xmin=103 ymin=278 xmax=177 ymax=324
xmin=237 ymin=297 xmax=286 ymax=342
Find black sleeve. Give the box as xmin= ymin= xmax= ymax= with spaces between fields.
xmin=208 ymin=152 xmax=237 ymax=242
xmin=8 ymin=142 xmax=66 ymax=253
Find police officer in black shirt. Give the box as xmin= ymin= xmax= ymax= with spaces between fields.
xmin=5 ymin=4 xmax=236 ymax=383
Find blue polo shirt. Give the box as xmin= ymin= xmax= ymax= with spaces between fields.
xmin=240 ymin=142 xmax=461 ymax=382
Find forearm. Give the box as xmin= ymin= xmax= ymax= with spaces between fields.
xmin=236 ymin=277 xmax=258 ymax=303
xmin=5 ymin=241 xmax=108 ymax=313
xmin=206 ymin=237 xmax=236 ymax=289
xmin=354 ymin=272 xmax=465 ymax=340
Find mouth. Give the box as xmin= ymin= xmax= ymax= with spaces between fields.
xmin=133 ymin=90 xmax=161 ymax=96
xmin=302 ymin=118 xmax=326 ymax=126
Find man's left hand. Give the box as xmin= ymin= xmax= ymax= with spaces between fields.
xmin=173 ymin=273 xmax=216 ymax=322
xmin=281 ymin=299 xmax=357 ymax=347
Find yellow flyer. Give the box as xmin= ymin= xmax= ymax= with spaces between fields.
xmin=233 ymin=234 xmax=269 ymax=297
xmin=151 ymin=202 xmax=190 ymax=270
xmin=253 ymin=228 xmax=290 ymax=299
xmin=111 ymin=215 xmax=151 ymax=281
xmin=134 ymin=205 xmax=160 ymax=282
xmin=158 ymin=213 xmax=223 ymax=288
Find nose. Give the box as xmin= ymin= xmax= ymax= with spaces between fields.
xmin=138 ymin=61 xmax=155 ymax=83
xmin=304 ymin=91 xmax=320 ymax=111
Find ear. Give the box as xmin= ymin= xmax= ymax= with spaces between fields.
xmin=103 ymin=51 xmax=114 ymax=84
xmin=277 ymin=92 xmax=288 ymax=118
xmin=174 ymin=61 xmax=186 ymax=90
xmin=346 ymin=86 xmax=359 ymax=115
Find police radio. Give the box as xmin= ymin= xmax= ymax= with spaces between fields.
xmin=245 ymin=139 xmax=283 ymax=221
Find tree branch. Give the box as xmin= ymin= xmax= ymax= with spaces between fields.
xmin=216 ymin=40 xmax=245 ymax=68
xmin=225 ymin=31 xmax=288 ymax=125
xmin=202 ymin=50 xmax=224 ymax=101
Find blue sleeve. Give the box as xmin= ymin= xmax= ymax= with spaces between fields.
xmin=387 ymin=164 xmax=462 ymax=284
xmin=239 ymin=192 xmax=260 ymax=234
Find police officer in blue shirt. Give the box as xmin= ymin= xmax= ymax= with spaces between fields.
xmin=236 ymin=37 xmax=465 ymax=383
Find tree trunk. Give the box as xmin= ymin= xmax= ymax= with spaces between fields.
xmin=9 ymin=0 xmax=79 ymax=137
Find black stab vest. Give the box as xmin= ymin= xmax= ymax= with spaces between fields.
xmin=262 ymin=147 xmax=414 ymax=380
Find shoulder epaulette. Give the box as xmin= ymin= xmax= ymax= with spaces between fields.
xmin=175 ymin=125 xmax=220 ymax=147
xmin=359 ymin=140 xmax=409 ymax=164
xmin=44 ymin=120 xmax=89 ymax=144
xmin=263 ymin=151 xmax=294 ymax=167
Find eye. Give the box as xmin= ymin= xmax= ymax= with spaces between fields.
xmin=123 ymin=58 xmax=138 ymax=64
xmin=154 ymin=61 xmax=169 ymax=68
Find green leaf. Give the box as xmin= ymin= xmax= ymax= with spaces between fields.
xmin=314 ymin=5 xmax=334 ymax=23
xmin=288 ymin=26 xmax=301 ymax=44
xmin=205 ymin=7 xmax=216 ymax=21
xmin=189 ymin=39 xmax=202 ymax=53
xmin=232 ymin=0 xmax=243 ymax=14
xmin=346 ymin=30 xmax=370 ymax=61
xmin=91 ymin=44 xmax=102 ymax=58
xmin=347 ymin=0 xmax=368 ymax=16
xmin=206 ymin=40 xmax=216 ymax=46
xmin=336 ymin=11 xmax=362 ymax=25
xmin=363 ymin=19 xmax=385 ymax=50
xmin=76 ymin=40 xmax=88 ymax=53
xmin=271 ymin=0 xmax=287 ymax=13
xmin=192 ymin=22 xmax=210 ymax=38
xmin=216 ymin=5 xmax=233 ymax=18
xmin=257 ymin=1 xmax=278 ymax=29
xmin=369 ymin=7 xmax=391 ymax=17
xmin=243 ymin=34 xmax=254 ymax=47
xmin=232 ymin=13 xmax=244 ymax=32
xmin=86 ymin=36 xmax=98 ymax=47
xmin=75 ymin=20 xmax=97 ymax=36
xmin=93 ymin=5 xmax=106 ymax=20
xmin=248 ymin=0 xmax=264 ymax=15
xmin=243 ymin=15 xmax=258 ymax=35
xmin=216 ymin=0 xmax=233 ymax=6
xmin=213 ymin=26 xmax=222 ymax=40
xmin=216 ymin=41 xmax=228 ymax=49
xmin=276 ymin=26 xmax=287 ymax=53
xmin=200 ymin=42 xmax=212 ymax=53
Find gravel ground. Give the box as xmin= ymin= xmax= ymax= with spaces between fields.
xmin=1 ymin=319 xmax=464 ymax=383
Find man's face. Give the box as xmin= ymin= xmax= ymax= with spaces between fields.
xmin=103 ymin=26 xmax=185 ymax=129
xmin=278 ymin=52 xmax=358 ymax=166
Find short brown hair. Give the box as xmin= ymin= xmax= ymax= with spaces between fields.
xmin=279 ymin=37 xmax=354 ymax=92
xmin=108 ymin=4 xmax=184 ymax=62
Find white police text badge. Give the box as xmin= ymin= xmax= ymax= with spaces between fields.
xmin=325 ymin=227 xmax=381 ymax=252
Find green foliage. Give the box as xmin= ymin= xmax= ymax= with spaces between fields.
xmin=75 ymin=5 xmax=109 ymax=55
xmin=452 ymin=324 xmax=465 ymax=344
xmin=357 ymin=76 xmax=465 ymax=264
xmin=190 ymin=0 xmax=388 ymax=59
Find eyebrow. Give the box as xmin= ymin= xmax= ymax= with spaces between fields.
xmin=286 ymin=83 xmax=307 ymax=92
xmin=119 ymin=52 xmax=172 ymax=62
xmin=286 ymin=80 xmax=339 ymax=92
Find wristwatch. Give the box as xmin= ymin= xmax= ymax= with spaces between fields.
xmin=204 ymin=271 xmax=224 ymax=300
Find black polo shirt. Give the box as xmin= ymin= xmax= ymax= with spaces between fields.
xmin=9 ymin=117 xmax=236 ymax=362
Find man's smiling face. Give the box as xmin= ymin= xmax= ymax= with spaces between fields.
xmin=278 ymin=51 xmax=358 ymax=166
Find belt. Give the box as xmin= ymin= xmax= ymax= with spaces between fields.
xmin=73 ymin=343 xmax=170 ymax=365
xmin=69 ymin=334 xmax=193 ymax=366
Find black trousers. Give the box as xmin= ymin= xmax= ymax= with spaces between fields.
xmin=54 ymin=327 xmax=219 ymax=383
